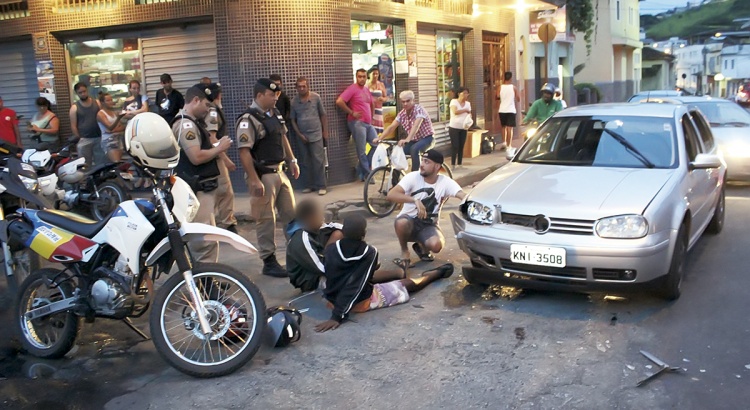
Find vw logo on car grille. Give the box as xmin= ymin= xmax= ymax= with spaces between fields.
xmin=533 ymin=215 xmax=551 ymax=234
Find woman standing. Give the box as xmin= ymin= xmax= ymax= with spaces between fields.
xmin=367 ymin=67 xmax=388 ymax=134
xmin=96 ymin=92 xmax=125 ymax=163
xmin=448 ymin=87 xmax=471 ymax=168
xmin=122 ymin=80 xmax=149 ymax=120
xmin=28 ymin=97 xmax=60 ymax=151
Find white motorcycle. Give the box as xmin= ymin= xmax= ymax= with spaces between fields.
xmin=2 ymin=168 xmax=267 ymax=378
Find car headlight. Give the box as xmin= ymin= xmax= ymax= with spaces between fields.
xmin=465 ymin=201 xmax=496 ymax=225
xmin=595 ymin=215 xmax=648 ymax=239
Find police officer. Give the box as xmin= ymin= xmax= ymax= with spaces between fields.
xmin=172 ymin=85 xmax=232 ymax=263
xmin=237 ymin=78 xmax=300 ymax=278
xmin=201 ymin=82 xmax=238 ymax=234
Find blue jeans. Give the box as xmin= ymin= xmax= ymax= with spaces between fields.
xmin=403 ymin=135 xmax=435 ymax=172
xmin=348 ymin=120 xmax=378 ymax=179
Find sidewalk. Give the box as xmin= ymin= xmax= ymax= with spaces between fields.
xmin=234 ymin=147 xmax=511 ymax=222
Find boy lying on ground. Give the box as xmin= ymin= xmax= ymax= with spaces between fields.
xmin=315 ymin=214 xmax=454 ymax=333
xmin=286 ymin=199 xmax=344 ymax=292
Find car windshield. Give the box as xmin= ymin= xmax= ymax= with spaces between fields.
xmin=516 ymin=115 xmax=677 ymax=169
xmin=690 ymin=102 xmax=750 ymax=127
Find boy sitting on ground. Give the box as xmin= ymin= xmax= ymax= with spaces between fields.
xmin=286 ymin=199 xmax=344 ymax=292
xmin=314 ymin=214 xmax=454 ymax=333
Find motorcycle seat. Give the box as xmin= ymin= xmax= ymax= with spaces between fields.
xmin=85 ymin=162 xmax=119 ymax=177
xmin=37 ymin=209 xmax=109 ymax=237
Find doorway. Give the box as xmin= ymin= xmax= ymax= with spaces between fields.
xmin=482 ymin=32 xmax=507 ymax=135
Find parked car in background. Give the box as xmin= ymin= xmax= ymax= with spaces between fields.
xmin=627 ymin=89 xmax=686 ymax=102
xmin=631 ymin=96 xmax=750 ymax=181
xmin=452 ymin=103 xmax=725 ymax=300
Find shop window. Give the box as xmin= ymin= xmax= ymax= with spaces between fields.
xmin=0 ymin=0 xmax=29 ymax=20
xmin=66 ymin=39 xmax=141 ymax=106
xmin=351 ymin=20 xmax=401 ymax=127
xmin=436 ymin=32 xmax=463 ymax=122
xmin=52 ymin=0 xmax=118 ymax=13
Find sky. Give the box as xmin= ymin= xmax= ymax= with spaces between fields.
xmin=639 ymin=0 xmax=693 ymax=15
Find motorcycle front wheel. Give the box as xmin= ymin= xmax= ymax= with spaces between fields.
xmin=150 ymin=263 xmax=266 ymax=378
xmin=15 ymin=268 xmax=79 ymax=358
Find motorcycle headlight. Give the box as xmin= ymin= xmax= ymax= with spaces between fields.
xmin=19 ymin=176 xmax=37 ymax=192
xmin=465 ymin=201 xmax=496 ymax=225
xmin=595 ymin=215 xmax=648 ymax=239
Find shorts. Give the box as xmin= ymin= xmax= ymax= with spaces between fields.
xmin=350 ymin=280 xmax=410 ymax=313
xmin=101 ymin=134 xmax=124 ymax=152
xmin=499 ymin=112 xmax=517 ymax=127
xmin=397 ymin=215 xmax=442 ymax=246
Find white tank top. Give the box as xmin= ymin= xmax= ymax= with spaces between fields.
xmin=498 ymin=84 xmax=516 ymax=114
xmin=98 ymin=111 xmax=122 ymax=140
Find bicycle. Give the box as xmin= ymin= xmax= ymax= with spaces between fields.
xmin=363 ymin=140 xmax=453 ymax=217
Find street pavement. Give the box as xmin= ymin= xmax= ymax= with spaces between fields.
xmin=2 ymin=149 xmax=750 ymax=409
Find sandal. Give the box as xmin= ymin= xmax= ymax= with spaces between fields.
xmin=412 ymin=243 xmax=435 ymax=262
xmin=423 ymin=263 xmax=454 ymax=279
xmin=392 ymin=258 xmax=414 ymax=274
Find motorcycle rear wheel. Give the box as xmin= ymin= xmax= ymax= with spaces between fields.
xmin=15 ymin=268 xmax=79 ymax=358
xmin=92 ymin=181 xmax=129 ymax=221
xmin=150 ymin=263 xmax=266 ymax=378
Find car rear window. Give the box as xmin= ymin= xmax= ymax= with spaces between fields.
xmin=516 ymin=115 xmax=677 ymax=169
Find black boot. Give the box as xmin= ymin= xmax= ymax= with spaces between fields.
xmin=226 ymin=224 xmax=238 ymax=234
xmin=262 ymin=254 xmax=287 ymax=278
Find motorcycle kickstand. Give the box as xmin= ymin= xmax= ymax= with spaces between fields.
xmin=122 ymin=317 xmax=150 ymax=341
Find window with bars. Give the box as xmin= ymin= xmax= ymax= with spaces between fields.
xmin=135 ymin=0 xmax=180 ymax=4
xmin=52 ymin=0 xmax=118 ymax=13
xmin=0 ymin=0 xmax=29 ymax=20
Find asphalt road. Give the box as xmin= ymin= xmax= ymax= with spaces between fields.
xmin=1 ymin=184 xmax=749 ymax=409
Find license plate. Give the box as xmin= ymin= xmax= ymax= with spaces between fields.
xmin=510 ymin=244 xmax=566 ymax=268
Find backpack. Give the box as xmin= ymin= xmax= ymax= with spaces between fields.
xmin=481 ymin=135 xmax=494 ymax=154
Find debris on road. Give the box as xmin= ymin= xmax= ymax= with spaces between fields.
xmin=626 ymin=365 xmax=636 ymax=371
xmin=514 ymin=327 xmax=526 ymax=341
xmin=481 ymin=285 xmax=522 ymax=301
xmin=683 ymin=358 xmax=691 ymax=363
xmin=412 ymin=304 xmax=424 ymax=309
xmin=637 ymin=350 xmax=683 ymax=387
xmin=745 ymin=364 xmax=750 ymax=370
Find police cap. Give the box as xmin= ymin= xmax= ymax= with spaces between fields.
xmin=256 ymin=78 xmax=280 ymax=93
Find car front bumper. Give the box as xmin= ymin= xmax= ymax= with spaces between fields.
xmin=450 ymin=213 xmax=675 ymax=290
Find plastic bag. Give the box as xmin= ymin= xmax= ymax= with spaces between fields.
xmin=371 ymin=143 xmax=389 ymax=169
xmin=391 ymin=145 xmax=409 ymax=171
xmin=463 ymin=115 xmax=474 ymax=130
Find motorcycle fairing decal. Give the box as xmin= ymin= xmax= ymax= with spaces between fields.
xmin=92 ymin=201 xmax=155 ymax=276
xmin=22 ymin=224 xmax=98 ymax=263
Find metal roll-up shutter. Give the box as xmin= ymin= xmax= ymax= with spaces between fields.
xmin=141 ymin=25 xmax=219 ymax=99
xmin=417 ymin=28 xmax=438 ymax=121
xmin=0 ymin=39 xmax=40 ymax=146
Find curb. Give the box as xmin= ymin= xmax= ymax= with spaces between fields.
xmin=235 ymin=156 xmax=508 ymax=223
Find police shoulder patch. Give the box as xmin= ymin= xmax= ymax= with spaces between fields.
xmin=239 ymin=134 xmax=249 ymax=142
xmin=185 ymin=131 xmax=196 ymax=140
xmin=183 ymin=121 xmax=194 ymax=129
xmin=239 ymin=121 xmax=249 ymax=129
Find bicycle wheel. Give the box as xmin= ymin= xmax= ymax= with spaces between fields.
xmin=439 ymin=163 xmax=454 ymax=179
xmin=364 ymin=166 xmax=403 ymax=217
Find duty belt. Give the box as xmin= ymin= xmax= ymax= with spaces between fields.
xmin=257 ymin=162 xmax=284 ymax=175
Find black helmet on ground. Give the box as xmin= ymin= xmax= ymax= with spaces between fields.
xmin=266 ymin=306 xmax=302 ymax=347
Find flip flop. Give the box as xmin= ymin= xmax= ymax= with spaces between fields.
xmin=392 ymin=258 xmax=414 ymax=273
xmin=422 ymin=263 xmax=454 ymax=279
xmin=412 ymin=243 xmax=435 ymax=262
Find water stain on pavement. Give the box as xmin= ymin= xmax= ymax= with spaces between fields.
xmin=441 ymin=278 xmax=483 ymax=308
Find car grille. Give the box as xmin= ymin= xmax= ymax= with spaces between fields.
xmin=592 ymin=268 xmax=637 ymax=281
xmin=499 ymin=259 xmax=587 ymax=279
xmin=501 ymin=213 xmax=595 ymax=235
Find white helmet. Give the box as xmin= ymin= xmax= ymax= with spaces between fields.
xmin=124 ymin=112 xmax=180 ymax=170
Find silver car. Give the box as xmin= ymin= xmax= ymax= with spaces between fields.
xmin=451 ymin=103 xmax=726 ymax=300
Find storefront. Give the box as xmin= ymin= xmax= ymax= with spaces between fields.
xmin=62 ymin=23 xmax=218 ymax=110
xmin=0 ymin=38 xmax=45 ymax=146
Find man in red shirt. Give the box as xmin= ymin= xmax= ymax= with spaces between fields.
xmin=0 ymin=96 xmax=21 ymax=146
xmin=336 ymin=69 xmax=377 ymax=180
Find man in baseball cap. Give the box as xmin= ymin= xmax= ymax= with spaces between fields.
xmin=386 ymin=147 xmax=466 ymax=269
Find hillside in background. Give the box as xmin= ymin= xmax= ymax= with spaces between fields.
xmin=645 ymin=0 xmax=750 ymax=40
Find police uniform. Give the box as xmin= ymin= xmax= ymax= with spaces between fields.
xmin=172 ymin=109 xmax=220 ymax=263
xmin=236 ymin=100 xmax=296 ymax=265
xmin=205 ymin=100 xmax=237 ymax=230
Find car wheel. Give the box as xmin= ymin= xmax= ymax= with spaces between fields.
xmin=706 ymin=186 xmax=725 ymax=234
xmin=657 ymin=227 xmax=687 ymax=301
xmin=462 ymin=266 xmax=486 ymax=286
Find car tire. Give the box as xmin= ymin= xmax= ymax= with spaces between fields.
xmin=462 ymin=266 xmax=485 ymax=286
xmin=706 ymin=186 xmax=725 ymax=235
xmin=657 ymin=227 xmax=687 ymax=301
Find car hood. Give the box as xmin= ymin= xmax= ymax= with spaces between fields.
xmin=469 ymin=163 xmax=674 ymax=220
xmin=712 ymin=126 xmax=750 ymax=147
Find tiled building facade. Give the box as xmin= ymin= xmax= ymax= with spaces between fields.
xmin=0 ymin=0 xmax=516 ymax=189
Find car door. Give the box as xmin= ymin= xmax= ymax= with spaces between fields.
xmin=681 ymin=113 xmax=713 ymax=241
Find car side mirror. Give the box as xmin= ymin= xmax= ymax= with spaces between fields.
xmin=689 ymin=153 xmax=722 ymax=170
xmin=506 ymin=147 xmax=517 ymax=160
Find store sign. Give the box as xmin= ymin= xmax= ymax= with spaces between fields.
xmin=529 ymin=6 xmax=570 ymax=43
